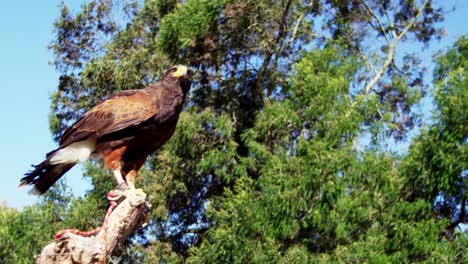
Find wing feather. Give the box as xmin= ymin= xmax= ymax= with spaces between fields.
xmin=60 ymin=89 xmax=158 ymax=146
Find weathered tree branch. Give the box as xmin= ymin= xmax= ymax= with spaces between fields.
xmin=35 ymin=190 xmax=149 ymax=264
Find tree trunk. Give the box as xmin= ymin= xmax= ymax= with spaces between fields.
xmin=35 ymin=190 xmax=148 ymax=264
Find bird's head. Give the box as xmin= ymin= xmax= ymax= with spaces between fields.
xmin=164 ymin=65 xmax=192 ymax=93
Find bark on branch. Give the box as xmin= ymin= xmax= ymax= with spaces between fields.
xmin=35 ymin=190 xmax=149 ymax=264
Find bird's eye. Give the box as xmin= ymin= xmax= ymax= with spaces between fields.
xmin=171 ymin=67 xmax=177 ymax=72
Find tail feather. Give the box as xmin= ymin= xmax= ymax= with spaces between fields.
xmin=19 ymin=158 xmax=75 ymax=195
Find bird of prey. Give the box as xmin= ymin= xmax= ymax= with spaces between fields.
xmin=20 ymin=65 xmax=191 ymax=194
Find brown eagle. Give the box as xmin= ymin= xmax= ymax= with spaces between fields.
xmin=20 ymin=65 xmax=191 ymax=194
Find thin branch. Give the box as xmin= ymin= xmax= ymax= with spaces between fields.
xmin=258 ymin=0 xmax=294 ymax=99
xmin=269 ymin=0 xmax=314 ymax=99
xmin=396 ymin=0 xmax=429 ymax=41
xmin=357 ymin=47 xmax=378 ymax=74
xmin=287 ymin=1 xmax=314 ymax=46
xmin=360 ymin=0 xmax=391 ymax=45
xmin=361 ymin=0 xmax=429 ymax=94
xmin=363 ymin=44 xmax=395 ymax=94
xmin=392 ymin=58 xmax=406 ymax=75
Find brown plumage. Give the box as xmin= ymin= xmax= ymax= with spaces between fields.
xmin=20 ymin=65 xmax=191 ymax=194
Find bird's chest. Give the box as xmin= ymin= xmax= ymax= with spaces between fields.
xmin=96 ymin=91 xmax=184 ymax=160
xmin=128 ymin=102 xmax=181 ymax=154
xmin=155 ymin=94 xmax=184 ymax=122
xmin=130 ymin=116 xmax=178 ymax=152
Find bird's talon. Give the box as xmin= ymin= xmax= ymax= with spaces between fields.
xmin=107 ymin=190 xmax=120 ymax=197
xmin=123 ymin=188 xmax=147 ymax=198
xmin=117 ymin=182 xmax=129 ymax=191
xmin=135 ymin=188 xmax=146 ymax=197
xmin=107 ymin=190 xmax=124 ymax=201
xmin=123 ymin=188 xmax=131 ymax=196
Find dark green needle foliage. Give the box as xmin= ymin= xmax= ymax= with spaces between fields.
xmin=3 ymin=1 xmax=466 ymax=263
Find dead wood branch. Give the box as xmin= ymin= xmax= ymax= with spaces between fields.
xmin=35 ymin=190 xmax=149 ymax=264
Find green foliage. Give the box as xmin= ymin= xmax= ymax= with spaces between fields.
xmin=400 ymin=36 xmax=467 ymax=251
xmin=6 ymin=1 xmax=467 ymax=263
xmin=0 ymin=183 xmax=96 ymax=263
xmin=158 ymin=0 xmax=234 ymax=53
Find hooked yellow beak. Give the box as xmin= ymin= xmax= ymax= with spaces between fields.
xmin=171 ymin=65 xmax=189 ymax=78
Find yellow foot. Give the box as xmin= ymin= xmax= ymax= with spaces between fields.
xmin=123 ymin=188 xmax=147 ymax=198
xmin=135 ymin=188 xmax=146 ymax=197
xmin=117 ymin=182 xmax=129 ymax=191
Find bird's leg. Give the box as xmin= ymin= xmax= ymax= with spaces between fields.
xmin=113 ymin=169 xmax=129 ymax=191
xmin=126 ymin=170 xmax=147 ymax=197
xmin=124 ymin=169 xmax=149 ymax=227
xmin=124 ymin=170 xmax=146 ymax=196
xmin=126 ymin=170 xmax=136 ymax=190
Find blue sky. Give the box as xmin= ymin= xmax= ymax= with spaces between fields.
xmin=0 ymin=1 xmax=86 ymax=208
xmin=0 ymin=1 xmax=467 ymax=209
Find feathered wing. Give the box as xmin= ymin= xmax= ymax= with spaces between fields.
xmin=60 ymin=89 xmax=159 ymax=146
xmin=20 ymin=89 xmax=160 ymax=194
